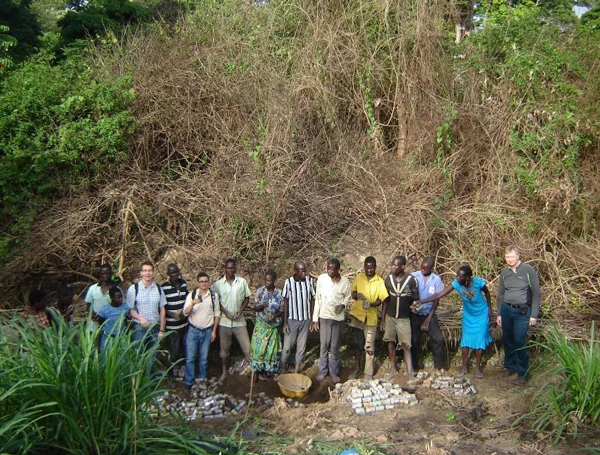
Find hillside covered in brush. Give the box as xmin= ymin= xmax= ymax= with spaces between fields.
xmin=1 ymin=0 xmax=599 ymax=322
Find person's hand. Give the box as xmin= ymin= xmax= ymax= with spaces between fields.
xmin=139 ymin=316 xmax=149 ymax=328
xmin=362 ymin=300 xmax=371 ymax=310
xmin=334 ymin=304 xmax=344 ymax=315
xmin=529 ymin=317 xmax=537 ymax=327
xmin=192 ymin=297 xmax=201 ymax=306
xmin=211 ymin=330 xmax=217 ymax=342
xmin=421 ymin=318 xmax=430 ymax=332
xmin=496 ymin=315 xmax=502 ymax=326
xmin=283 ymin=323 xmax=289 ymax=334
xmin=158 ymin=330 xmax=165 ymax=339
xmin=380 ymin=317 xmax=386 ymax=332
xmin=310 ymin=321 xmax=319 ymax=331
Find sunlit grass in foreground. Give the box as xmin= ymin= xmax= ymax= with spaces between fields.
xmin=524 ymin=321 xmax=600 ymax=442
xmin=0 ymin=317 xmax=236 ymax=454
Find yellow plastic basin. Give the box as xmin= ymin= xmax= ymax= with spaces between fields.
xmin=277 ymin=373 xmax=312 ymax=398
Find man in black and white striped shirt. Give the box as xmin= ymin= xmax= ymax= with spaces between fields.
xmin=161 ymin=263 xmax=189 ymax=377
xmin=281 ymin=260 xmax=315 ymax=373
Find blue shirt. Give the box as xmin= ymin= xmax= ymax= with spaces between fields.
xmin=98 ymin=303 xmax=129 ymax=335
xmin=126 ymin=281 xmax=167 ymax=325
xmin=411 ymin=271 xmax=444 ymax=315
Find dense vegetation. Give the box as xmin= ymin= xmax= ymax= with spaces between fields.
xmin=0 ymin=318 xmax=238 ymax=454
xmin=2 ymin=0 xmax=599 ymax=317
xmin=1 ymin=0 xmax=599 ymax=446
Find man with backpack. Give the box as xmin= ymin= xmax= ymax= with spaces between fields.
xmin=497 ymin=246 xmax=541 ymax=384
xmin=126 ymin=261 xmax=167 ymax=373
xmin=182 ymin=272 xmax=220 ymax=389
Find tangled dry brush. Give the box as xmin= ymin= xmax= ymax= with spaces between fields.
xmin=2 ymin=0 xmax=599 ymax=329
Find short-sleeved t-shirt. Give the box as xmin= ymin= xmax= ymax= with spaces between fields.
xmin=84 ymin=283 xmax=112 ymax=332
xmin=126 ymin=281 xmax=167 ymax=325
xmin=213 ymin=275 xmax=252 ymax=328
xmin=98 ymin=303 xmax=129 ymax=336
xmin=384 ymin=274 xmax=417 ymax=319
xmin=411 ymin=271 xmax=444 ymax=316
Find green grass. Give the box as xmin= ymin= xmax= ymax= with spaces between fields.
xmin=0 ymin=317 xmax=238 ymax=454
xmin=523 ymin=321 xmax=600 ymax=442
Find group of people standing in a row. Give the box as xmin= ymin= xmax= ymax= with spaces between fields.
xmin=19 ymin=245 xmax=540 ymax=387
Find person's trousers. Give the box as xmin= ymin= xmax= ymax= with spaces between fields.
xmin=185 ymin=324 xmax=213 ymax=385
xmin=163 ymin=325 xmax=187 ymax=374
xmin=132 ymin=324 xmax=159 ymax=377
xmin=410 ymin=313 xmax=446 ymax=370
xmin=219 ymin=325 xmax=250 ymax=359
xmin=501 ymin=302 xmax=531 ymax=378
xmin=281 ymin=319 xmax=310 ymax=368
xmin=350 ymin=320 xmax=377 ymax=376
xmin=318 ymin=318 xmax=343 ymax=377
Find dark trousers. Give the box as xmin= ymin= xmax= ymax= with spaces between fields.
xmin=501 ymin=303 xmax=531 ymax=378
xmin=162 ymin=325 xmax=188 ymax=375
xmin=410 ymin=312 xmax=446 ymax=370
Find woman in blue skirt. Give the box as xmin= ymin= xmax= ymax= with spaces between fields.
xmin=413 ymin=265 xmax=493 ymax=378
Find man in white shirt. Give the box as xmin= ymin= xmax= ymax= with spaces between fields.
xmin=182 ymin=272 xmax=220 ymax=389
xmin=311 ymin=258 xmax=351 ymax=383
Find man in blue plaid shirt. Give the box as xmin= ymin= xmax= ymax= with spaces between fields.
xmin=127 ymin=261 xmax=167 ymax=374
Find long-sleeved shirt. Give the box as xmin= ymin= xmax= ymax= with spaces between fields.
xmin=313 ymin=273 xmax=352 ymax=322
xmin=497 ymin=262 xmax=541 ymax=318
xmin=349 ymin=273 xmax=388 ymax=326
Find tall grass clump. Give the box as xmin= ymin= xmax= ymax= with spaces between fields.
xmin=524 ymin=322 xmax=600 ymax=442
xmin=0 ymin=318 xmax=234 ymax=454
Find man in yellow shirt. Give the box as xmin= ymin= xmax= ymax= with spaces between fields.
xmin=349 ymin=256 xmax=389 ymax=380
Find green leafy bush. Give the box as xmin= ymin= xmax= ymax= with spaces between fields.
xmin=0 ymin=318 xmax=231 ymax=454
xmin=0 ymin=49 xmax=135 ymax=261
xmin=58 ymin=0 xmax=149 ymax=46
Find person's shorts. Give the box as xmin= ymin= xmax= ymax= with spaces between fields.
xmin=383 ymin=316 xmax=411 ymax=347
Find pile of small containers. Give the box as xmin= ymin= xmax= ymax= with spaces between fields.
xmin=338 ymin=380 xmax=419 ymax=415
xmin=424 ymin=374 xmax=478 ymax=396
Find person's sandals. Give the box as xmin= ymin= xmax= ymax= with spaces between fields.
xmin=456 ymin=366 xmax=468 ymax=378
xmin=474 ymin=369 xmax=484 ymax=379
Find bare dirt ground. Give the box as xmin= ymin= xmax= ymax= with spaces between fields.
xmin=180 ymin=331 xmax=599 ymax=455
